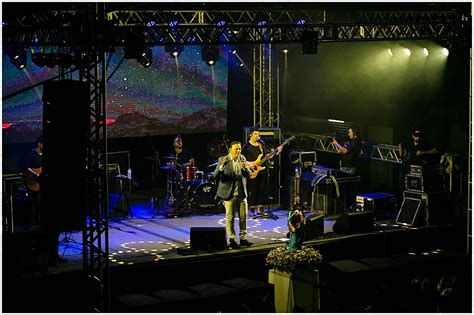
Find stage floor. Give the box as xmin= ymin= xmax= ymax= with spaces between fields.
xmin=54 ymin=206 xmax=336 ymax=271
xmin=13 ymin=191 xmax=405 ymax=275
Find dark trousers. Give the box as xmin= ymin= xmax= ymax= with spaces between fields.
xmin=247 ymin=171 xmax=268 ymax=207
xmin=27 ymin=189 xmax=41 ymax=224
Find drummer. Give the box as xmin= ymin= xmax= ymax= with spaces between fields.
xmin=169 ymin=135 xmax=196 ymax=180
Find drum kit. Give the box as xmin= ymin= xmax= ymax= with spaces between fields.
xmin=160 ymin=155 xmax=219 ymax=214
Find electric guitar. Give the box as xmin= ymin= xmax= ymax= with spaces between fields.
xmin=24 ymin=167 xmax=42 ymax=191
xmin=249 ymin=136 xmax=295 ymax=179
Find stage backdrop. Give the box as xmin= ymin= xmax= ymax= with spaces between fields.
xmin=2 ymin=45 xmax=228 ymax=144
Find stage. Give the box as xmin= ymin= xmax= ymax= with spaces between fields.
xmin=4 ymin=190 xmax=469 ymax=313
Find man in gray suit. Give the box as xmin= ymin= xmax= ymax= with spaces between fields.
xmin=213 ymin=141 xmax=253 ymax=249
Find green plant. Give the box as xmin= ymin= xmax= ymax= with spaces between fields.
xmin=265 ymin=245 xmax=322 ymax=273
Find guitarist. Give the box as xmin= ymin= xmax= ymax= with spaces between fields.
xmin=23 ymin=135 xmax=43 ymax=224
xmin=242 ymin=128 xmax=282 ymax=216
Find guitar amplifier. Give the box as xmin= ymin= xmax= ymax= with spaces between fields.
xmin=409 ymin=164 xmax=443 ymax=176
xmin=290 ymin=150 xmax=316 ymax=171
xmin=405 ymin=174 xmax=445 ymax=193
xmin=355 ymin=192 xmax=397 ymax=217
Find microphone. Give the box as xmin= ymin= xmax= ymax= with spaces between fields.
xmin=258 ymin=137 xmax=265 ymax=144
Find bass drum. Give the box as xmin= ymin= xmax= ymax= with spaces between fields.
xmin=186 ymin=180 xmax=217 ymax=208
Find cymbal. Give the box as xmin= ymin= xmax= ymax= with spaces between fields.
xmin=162 ymin=155 xmax=180 ymax=160
xmin=144 ymin=156 xmax=160 ymax=160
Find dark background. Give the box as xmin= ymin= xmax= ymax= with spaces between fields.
xmin=3 ymin=40 xmax=469 ymax=201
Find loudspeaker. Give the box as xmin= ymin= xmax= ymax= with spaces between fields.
xmin=190 ymin=227 xmax=227 ymax=251
xmin=396 ymin=196 xmax=424 ymax=227
xmin=304 ymin=213 xmax=325 ymax=240
xmin=332 ymin=211 xmax=374 ymax=234
xmin=42 ymin=80 xmax=89 ymax=232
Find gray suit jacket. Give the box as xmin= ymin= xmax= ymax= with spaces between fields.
xmin=213 ymin=154 xmax=250 ymax=200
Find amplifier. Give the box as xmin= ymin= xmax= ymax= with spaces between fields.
xmin=355 ymin=192 xmax=397 ymax=217
xmin=290 ymin=150 xmax=316 ymax=170
xmin=405 ymin=174 xmax=445 ymax=193
xmin=397 ymin=190 xmax=452 ymax=226
xmin=409 ymin=164 xmax=443 ymax=176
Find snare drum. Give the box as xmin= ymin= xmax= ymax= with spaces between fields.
xmin=185 ymin=166 xmax=197 ymax=181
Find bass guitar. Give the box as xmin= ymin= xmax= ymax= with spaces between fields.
xmin=24 ymin=167 xmax=42 ymax=191
xmin=249 ymin=136 xmax=295 ymax=179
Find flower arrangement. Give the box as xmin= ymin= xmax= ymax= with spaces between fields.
xmin=265 ymin=245 xmax=323 ymax=273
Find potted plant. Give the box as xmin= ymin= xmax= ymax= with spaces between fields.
xmin=266 ymin=198 xmax=323 ymax=312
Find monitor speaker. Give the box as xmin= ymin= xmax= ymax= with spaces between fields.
xmin=190 ymin=227 xmax=227 ymax=251
xmin=304 ymin=213 xmax=324 ymax=240
xmin=333 ymin=211 xmax=374 ymax=234
xmin=396 ymin=196 xmax=424 ymax=227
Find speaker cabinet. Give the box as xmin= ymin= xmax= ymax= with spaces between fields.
xmin=304 ymin=213 xmax=325 ymax=240
xmin=42 ymin=80 xmax=89 ymax=232
xmin=396 ymin=196 xmax=424 ymax=227
xmin=332 ymin=211 xmax=374 ymax=234
xmin=190 ymin=227 xmax=226 ymax=251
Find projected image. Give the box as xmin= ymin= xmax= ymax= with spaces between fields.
xmin=2 ymin=46 xmax=228 ymax=144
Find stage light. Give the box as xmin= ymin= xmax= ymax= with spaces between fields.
xmin=282 ymin=48 xmax=289 ymax=54
xmin=387 ymin=48 xmax=393 ymax=56
xmin=442 ymin=47 xmax=449 ymax=56
xmin=257 ymin=20 xmax=267 ymax=27
xmin=146 ymin=21 xmax=156 ymax=27
xmin=423 ymin=48 xmax=429 ymax=56
xmin=168 ymin=20 xmax=179 ymax=27
xmin=138 ymin=48 xmax=153 ymax=68
xmin=301 ymin=30 xmax=318 ymax=54
xmin=295 ymin=18 xmax=306 ymax=25
xmin=165 ymin=45 xmax=184 ymax=58
xmin=201 ymin=46 xmax=219 ymax=66
xmin=404 ymin=48 xmax=411 ymax=56
xmin=10 ymin=49 xmax=27 ymax=69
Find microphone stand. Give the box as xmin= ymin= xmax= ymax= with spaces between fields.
xmin=147 ymin=135 xmax=161 ymax=213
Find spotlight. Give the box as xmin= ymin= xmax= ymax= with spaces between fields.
xmin=301 ymin=30 xmax=318 ymax=54
xmin=165 ymin=45 xmax=184 ymax=58
xmin=295 ymin=18 xmax=306 ymax=25
xmin=423 ymin=48 xmax=429 ymax=56
xmin=201 ymin=46 xmax=219 ymax=66
xmin=387 ymin=48 xmax=393 ymax=56
xmin=442 ymin=47 xmax=449 ymax=56
xmin=282 ymin=48 xmax=289 ymax=54
xmin=404 ymin=48 xmax=411 ymax=56
xmin=138 ymin=48 xmax=153 ymax=68
xmin=11 ymin=49 xmax=27 ymax=69
xmin=168 ymin=20 xmax=179 ymax=27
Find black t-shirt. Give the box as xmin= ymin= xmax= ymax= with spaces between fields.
xmin=25 ymin=149 xmax=42 ymax=169
xmin=340 ymin=137 xmax=362 ymax=168
xmin=401 ymin=138 xmax=436 ymax=166
xmin=241 ymin=142 xmax=265 ymax=163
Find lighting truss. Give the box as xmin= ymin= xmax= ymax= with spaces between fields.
xmin=3 ymin=6 xmax=469 ymax=46
xmin=286 ymin=132 xmax=402 ymax=164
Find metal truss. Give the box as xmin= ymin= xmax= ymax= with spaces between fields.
xmin=80 ymin=54 xmax=110 ymax=311
xmin=253 ymin=44 xmax=279 ymax=128
xmin=3 ymin=6 xmax=469 ymax=46
xmin=74 ymin=4 xmax=110 ymax=312
xmin=287 ymin=132 xmax=402 ymax=164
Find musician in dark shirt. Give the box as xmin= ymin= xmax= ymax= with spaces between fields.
xmin=23 ymin=136 xmax=43 ymax=224
xmin=398 ymin=129 xmax=439 ymax=168
xmin=398 ymin=128 xmax=440 ymax=194
xmin=242 ymin=128 xmax=282 ymax=215
xmin=332 ymin=125 xmax=362 ymax=175
xmin=169 ymin=135 xmax=195 ymax=182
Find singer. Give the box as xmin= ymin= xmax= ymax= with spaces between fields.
xmin=213 ymin=141 xmax=253 ymax=249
